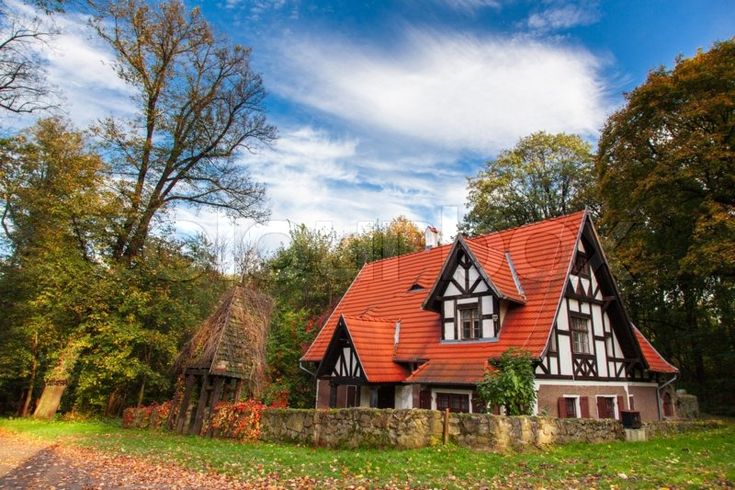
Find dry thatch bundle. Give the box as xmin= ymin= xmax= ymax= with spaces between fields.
xmin=175 ymin=284 xmax=273 ymax=399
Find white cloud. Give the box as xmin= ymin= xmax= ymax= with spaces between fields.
xmin=527 ymin=1 xmax=600 ymax=32
xmin=271 ymin=28 xmax=609 ymax=154
xmin=174 ymin=125 xmax=466 ymax=263
xmin=435 ymin=0 xmax=501 ymax=12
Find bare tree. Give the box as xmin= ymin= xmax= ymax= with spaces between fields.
xmin=0 ymin=1 xmax=61 ymax=113
xmin=90 ymin=0 xmax=276 ymax=261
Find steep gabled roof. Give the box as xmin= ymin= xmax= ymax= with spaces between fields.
xmin=302 ymin=210 xmax=675 ymax=384
xmin=422 ymin=236 xmax=525 ymax=312
xmin=464 ymin=240 xmax=526 ymax=303
xmin=177 ymin=285 xmax=272 ymax=392
xmin=341 ymin=315 xmax=409 ymax=382
xmin=303 ymin=212 xmax=584 ymax=367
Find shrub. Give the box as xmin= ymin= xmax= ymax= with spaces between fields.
xmin=476 ymin=348 xmax=536 ymax=415
xmin=206 ymin=400 xmax=266 ymax=441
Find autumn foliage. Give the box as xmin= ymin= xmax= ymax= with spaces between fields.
xmin=206 ymin=400 xmax=267 ymax=441
xmin=122 ymin=401 xmax=172 ymax=430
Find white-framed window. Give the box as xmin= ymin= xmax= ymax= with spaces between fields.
xmin=459 ymin=305 xmax=481 ymax=340
xmin=595 ymin=395 xmax=618 ymax=419
xmin=570 ymin=316 xmax=591 ymax=354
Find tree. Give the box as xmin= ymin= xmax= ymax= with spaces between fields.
xmin=597 ymin=39 xmax=735 ymax=412
xmin=476 ymin=349 xmax=536 ymax=416
xmin=0 ymin=0 xmax=63 ymax=114
xmin=0 ymin=118 xmax=229 ymax=416
xmin=0 ymin=118 xmax=109 ymax=416
xmin=461 ymin=132 xmax=595 ymax=234
xmin=336 ymin=216 xmax=424 ymax=270
xmin=90 ymin=0 xmax=276 ymax=261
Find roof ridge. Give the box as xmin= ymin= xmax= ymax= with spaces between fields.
xmin=359 ymin=210 xmax=587 ymax=270
xmin=467 ymin=209 xmax=587 ymax=244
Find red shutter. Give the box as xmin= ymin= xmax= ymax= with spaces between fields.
xmin=629 ymin=396 xmax=635 ymax=410
xmin=580 ymin=396 xmax=590 ymax=418
xmin=617 ymin=395 xmax=625 ymax=419
xmin=419 ymin=390 xmax=431 ymax=409
xmin=596 ymin=397 xmax=606 ymax=418
xmin=557 ymin=397 xmax=567 ymax=418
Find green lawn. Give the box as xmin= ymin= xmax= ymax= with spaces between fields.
xmin=1 ymin=417 xmax=733 ymax=489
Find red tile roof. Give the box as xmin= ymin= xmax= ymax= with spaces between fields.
xmin=464 ymin=240 xmax=525 ymax=303
xmin=341 ymin=315 xmax=409 ymax=382
xmin=302 ymin=210 xmax=676 ymax=384
xmin=405 ymin=357 xmax=489 ymax=384
xmin=633 ymin=325 xmax=678 ymax=374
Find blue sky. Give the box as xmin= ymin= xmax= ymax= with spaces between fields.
xmin=3 ymin=0 xmax=734 ymax=263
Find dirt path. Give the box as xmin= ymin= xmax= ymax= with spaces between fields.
xmin=0 ymin=431 xmax=315 ymax=489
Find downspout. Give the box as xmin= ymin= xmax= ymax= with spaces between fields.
xmin=656 ymin=373 xmax=678 ymax=420
xmin=299 ymin=361 xmax=318 ymax=409
xmin=299 ymin=361 xmax=317 ymax=377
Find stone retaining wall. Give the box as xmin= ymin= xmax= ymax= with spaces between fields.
xmin=124 ymin=405 xmax=721 ymax=451
xmin=642 ymin=419 xmax=722 ymax=438
xmin=259 ymin=408 xmax=691 ymax=450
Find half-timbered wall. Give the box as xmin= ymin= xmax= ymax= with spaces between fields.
xmin=333 ymin=344 xmax=362 ymax=378
xmin=316 ymin=321 xmax=365 ymax=385
xmin=439 ymin=249 xmax=499 ymax=341
xmin=535 ymin=240 xmax=639 ymax=382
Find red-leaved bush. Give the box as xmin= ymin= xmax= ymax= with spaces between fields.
xmin=205 ymin=400 xmax=266 ymax=441
xmin=122 ymin=401 xmax=172 ymax=430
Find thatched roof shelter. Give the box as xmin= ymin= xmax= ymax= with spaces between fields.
xmin=176 ymin=283 xmax=273 ymax=399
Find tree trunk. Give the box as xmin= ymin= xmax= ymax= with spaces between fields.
xmin=33 ymin=381 xmax=68 ymax=419
xmin=33 ymin=338 xmax=84 ymax=419
xmin=20 ymin=334 xmax=39 ymax=416
xmin=124 ymin=202 xmax=159 ymax=259
xmin=137 ymin=378 xmax=146 ymax=407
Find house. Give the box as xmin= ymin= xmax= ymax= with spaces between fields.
xmin=300 ymin=211 xmax=678 ymax=421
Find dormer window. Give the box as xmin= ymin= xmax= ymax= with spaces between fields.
xmin=459 ymin=305 xmax=481 ymax=339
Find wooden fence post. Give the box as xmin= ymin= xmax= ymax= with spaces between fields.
xmin=443 ymin=408 xmax=450 ymax=445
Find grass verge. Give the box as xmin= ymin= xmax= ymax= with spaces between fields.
xmin=1 ymin=417 xmax=733 ymax=488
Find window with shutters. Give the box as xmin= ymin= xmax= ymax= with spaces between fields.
xmin=558 ymin=396 xmax=579 ymax=418
xmin=596 ymin=396 xmax=617 ymax=419
xmin=570 ymin=316 xmax=591 ymax=354
xmin=436 ymin=393 xmax=470 ymax=413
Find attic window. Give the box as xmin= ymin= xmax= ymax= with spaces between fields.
xmin=572 ymin=252 xmax=590 ymax=276
xmin=408 ymin=283 xmax=425 ymax=292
